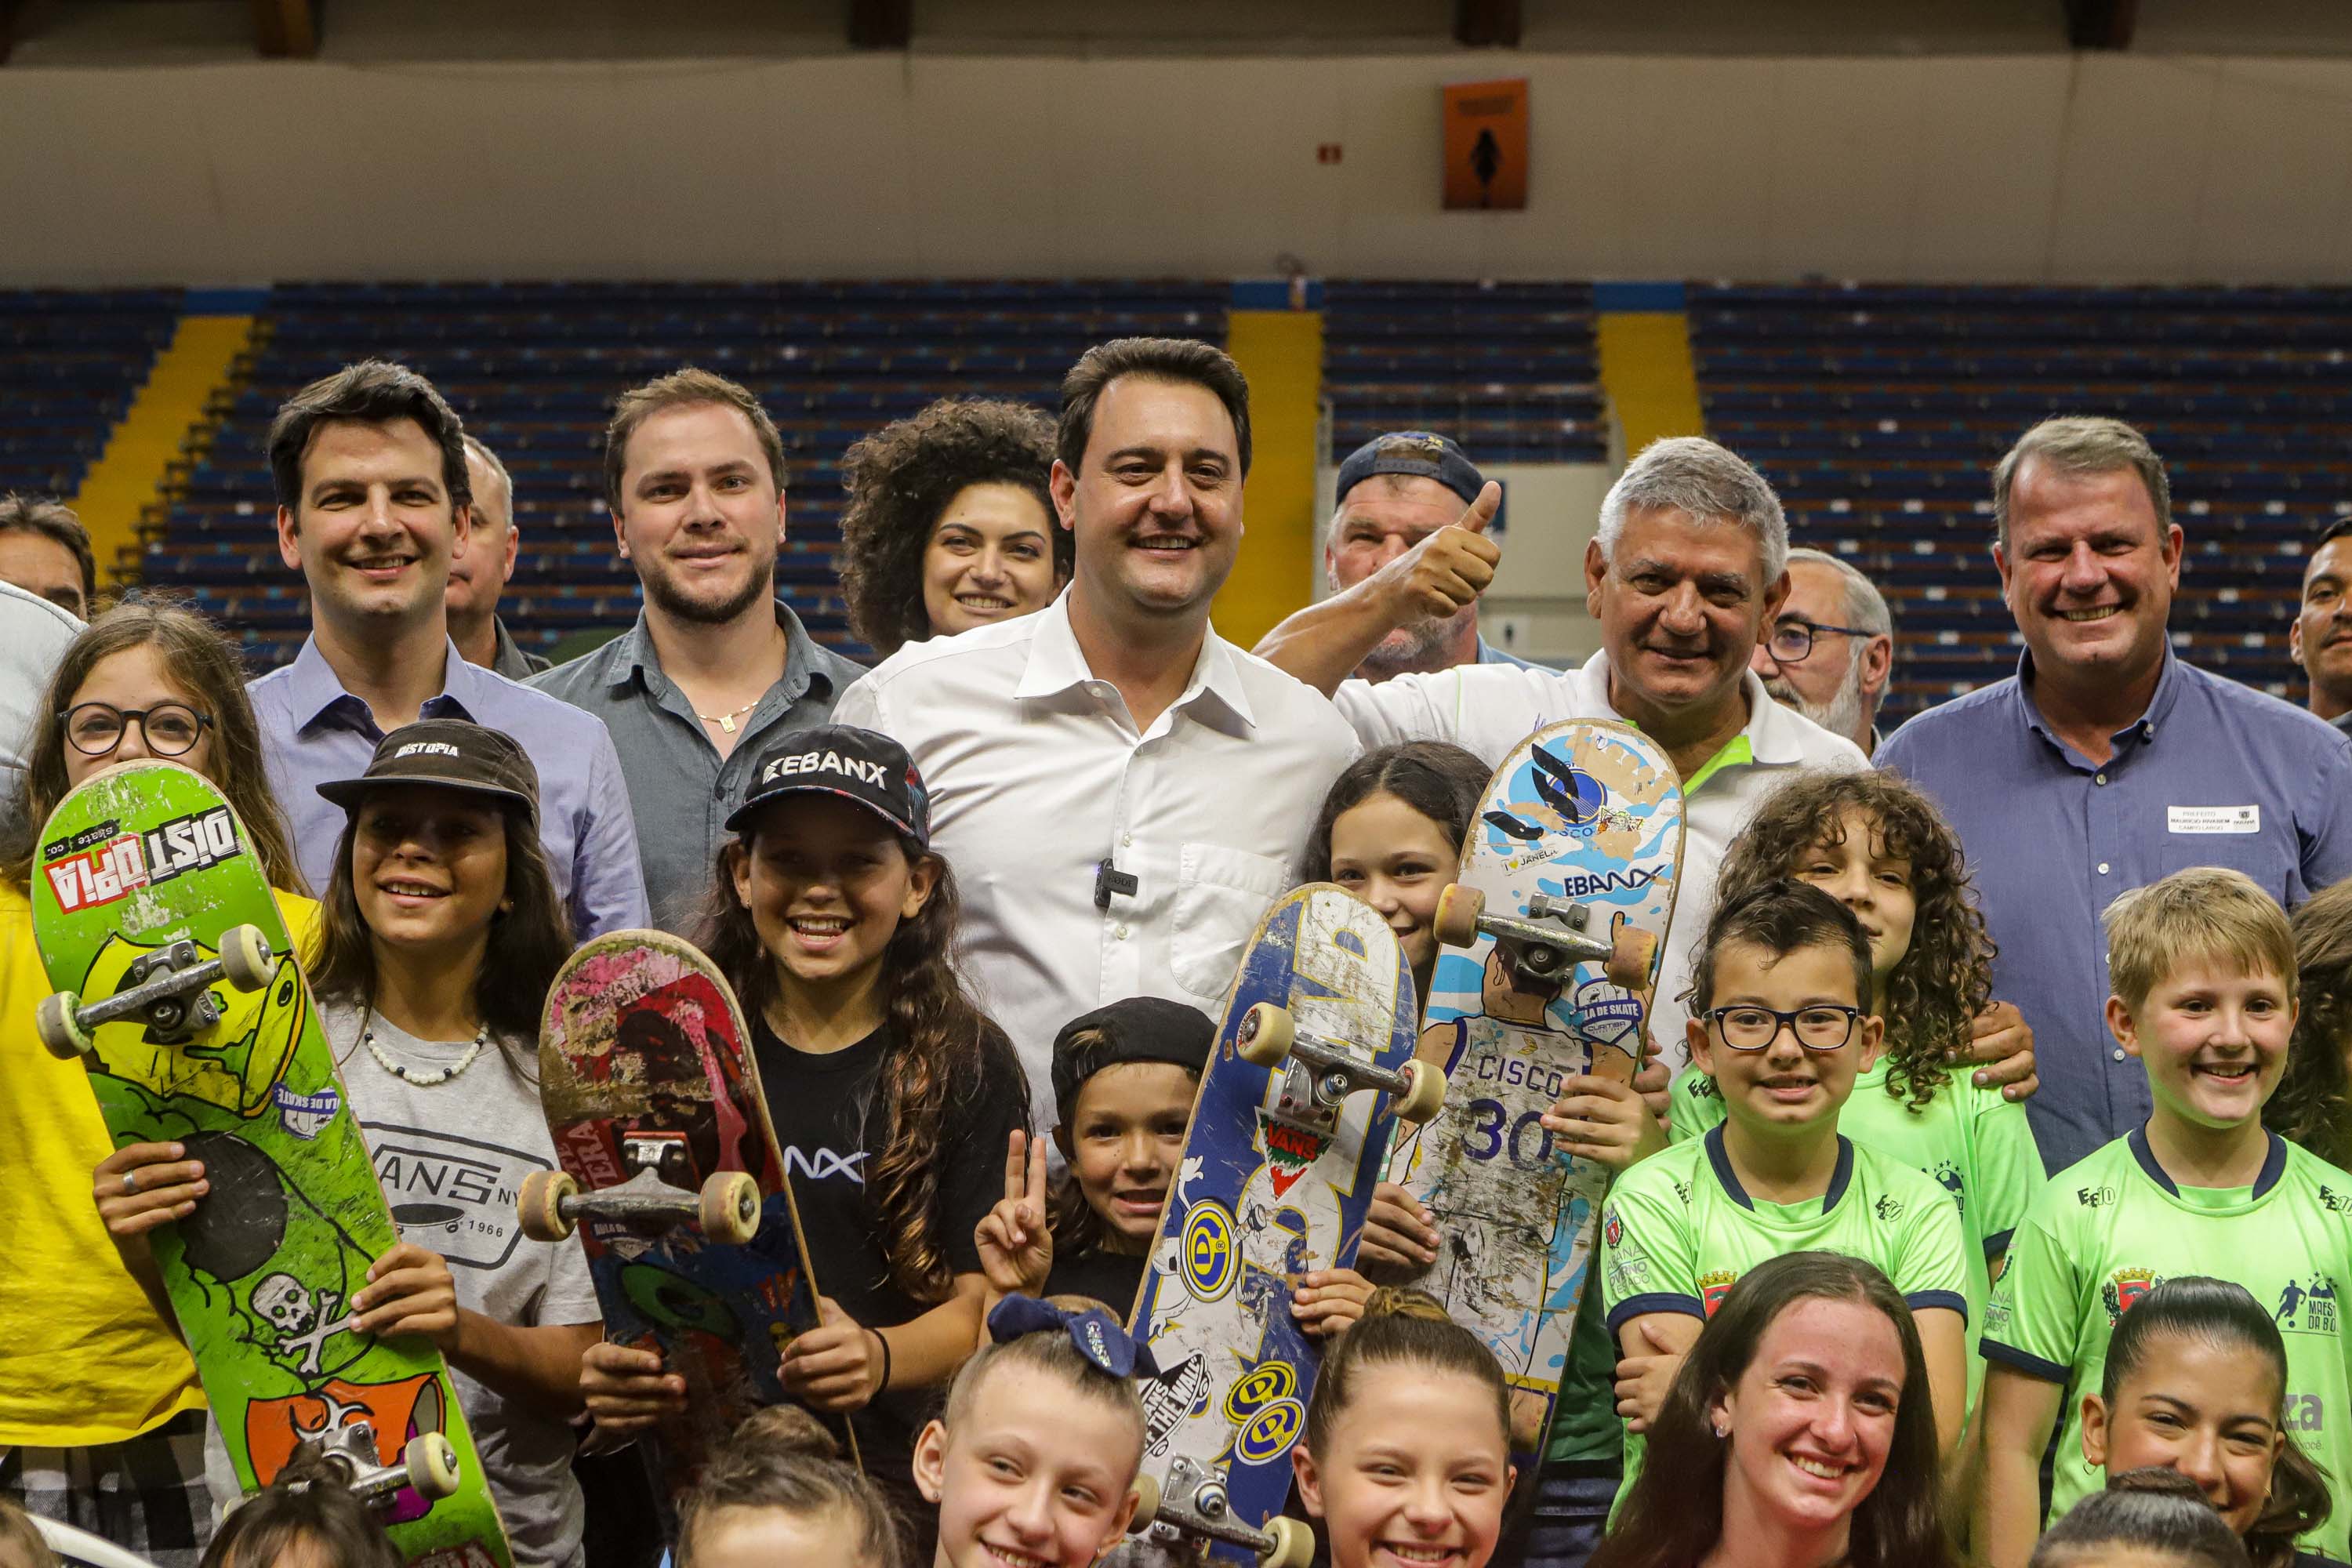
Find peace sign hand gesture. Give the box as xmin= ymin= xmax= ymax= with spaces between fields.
xmin=975 ymin=1128 xmax=1053 ymax=1301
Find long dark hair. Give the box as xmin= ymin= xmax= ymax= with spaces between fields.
xmin=705 ymin=820 xmax=1029 ymax=1301
xmin=2100 ymin=1277 xmax=2332 ymax=1568
xmin=1713 ymin=768 xmax=1993 ymax=1112
xmin=1301 ymin=740 xmax=1487 ymax=886
xmin=307 ymin=793 xmax=572 ymax=1078
xmin=3 ymin=599 xmax=307 ymax=898
xmin=2267 ymin=877 xmax=2352 ymax=1172
xmin=1590 ymin=1251 xmax=1955 ymax=1568
xmin=2034 ymin=1468 xmax=2252 ymax=1568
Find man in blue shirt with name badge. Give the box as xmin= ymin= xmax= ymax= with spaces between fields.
xmin=1877 ymin=416 xmax=2352 ymax=1176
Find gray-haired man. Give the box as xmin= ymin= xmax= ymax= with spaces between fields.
xmin=1751 ymin=546 xmax=1893 ymax=753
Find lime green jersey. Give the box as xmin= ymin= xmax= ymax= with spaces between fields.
xmin=1670 ymin=1058 xmax=2039 ymax=1408
xmin=1599 ymin=1127 xmax=1970 ymax=1500
xmin=1983 ymin=1129 xmax=2352 ymax=1560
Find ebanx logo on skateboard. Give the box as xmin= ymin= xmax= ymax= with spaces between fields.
xmin=41 ymin=807 xmax=243 ymax=910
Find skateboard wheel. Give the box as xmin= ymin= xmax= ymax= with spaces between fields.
xmin=701 ymin=1171 xmax=761 ymax=1245
xmin=1392 ymin=1061 xmax=1446 ymax=1124
xmin=517 ymin=1171 xmax=579 ymax=1243
xmin=217 ymin=925 xmax=275 ymax=991
xmin=1605 ymin=921 xmax=1659 ymax=990
xmin=404 ymin=1432 xmax=461 ymax=1501
xmin=34 ymin=992 xmax=93 ymax=1059
xmin=1432 ymin=884 xmax=1483 ymax=949
xmin=1261 ymin=1515 xmax=1314 ymax=1568
xmin=1127 ymin=1472 xmax=1162 ymax=1531
xmin=1235 ymin=1003 xmax=1294 ymax=1069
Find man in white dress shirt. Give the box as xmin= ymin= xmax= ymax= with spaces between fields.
xmin=833 ymin=339 xmax=1361 ymax=1098
xmin=1257 ymin=437 xmax=2033 ymax=1080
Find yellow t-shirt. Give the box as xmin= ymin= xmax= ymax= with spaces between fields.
xmin=0 ymin=883 xmax=320 ymax=1446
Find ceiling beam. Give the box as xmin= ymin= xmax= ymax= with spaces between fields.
xmin=1454 ymin=0 xmax=1521 ymax=49
xmin=2063 ymin=0 xmax=2136 ymax=49
xmin=252 ymin=0 xmax=318 ymax=58
xmin=848 ymin=0 xmax=911 ymax=49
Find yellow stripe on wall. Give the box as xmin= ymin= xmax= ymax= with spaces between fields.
xmin=1217 ymin=308 xmax=1323 ymax=648
xmin=72 ymin=314 xmax=257 ymax=588
xmin=1596 ymin=311 xmax=1705 ymax=456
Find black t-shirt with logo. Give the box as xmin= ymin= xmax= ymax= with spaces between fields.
xmin=749 ymin=1013 xmax=1027 ymax=1494
xmin=1044 ymin=1247 xmax=1150 ymax=1321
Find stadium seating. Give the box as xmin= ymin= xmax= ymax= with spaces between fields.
xmin=1323 ymin=281 xmax=1607 ymax=466
xmin=0 ymin=289 xmax=182 ymax=499
xmin=145 ymin=280 xmax=1228 ymax=669
xmin=1690 ymin=281 xmax=2350 ymax=729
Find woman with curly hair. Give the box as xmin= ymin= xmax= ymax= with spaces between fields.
xmin=1668 ymin=768 xmax=2042 ymax=1430
xmin=2264 ymin=877 xmax=2352 ymax=1172
xmin=837 ymin=398 xmax=1067 ymax=659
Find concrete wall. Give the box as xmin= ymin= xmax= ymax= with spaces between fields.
xmin=9 ymin=51 xmax=2352 ymax=285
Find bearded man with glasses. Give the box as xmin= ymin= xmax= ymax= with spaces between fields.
xmin=1751 ymin=547 xmax=1893 ymax=753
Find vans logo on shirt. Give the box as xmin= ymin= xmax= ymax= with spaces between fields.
xmin=764 ymin=750 xmax=887 ymax=787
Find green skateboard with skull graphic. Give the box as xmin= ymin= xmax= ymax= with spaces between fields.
xmin=31 ymin=761 xmax=510 ymax=1568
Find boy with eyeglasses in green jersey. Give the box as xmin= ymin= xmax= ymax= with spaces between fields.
xmin=1975 ymin=867 xmax=2352 ymax=1568
xmin=1596 ymin=880 xmax=1972 ymax=1509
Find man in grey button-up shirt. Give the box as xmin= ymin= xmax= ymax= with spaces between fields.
xmin=530 ymin=368 xmax=862 ymax=931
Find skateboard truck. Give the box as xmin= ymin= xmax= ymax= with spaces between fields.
xmin=517 ymin=1134 xmax=761 ymax=1247
xmin=35 ymin=924 xmax=275 ymax=1059
xmin=1432 ymin=885 xmax=1657 ymax=991
xmin=293 ymin=1418 xmax=463 ymax=1512
xmin=1132 ymin=1457 xmax=1314 ymax=1568
xmin=1236 ymin=1004 xmax=1446 ymax=1127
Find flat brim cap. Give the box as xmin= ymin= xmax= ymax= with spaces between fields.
xmin=317 ymin=717 xmax=540 ymax=821
xmin=725 ymin=724 xmax=930 ymax=845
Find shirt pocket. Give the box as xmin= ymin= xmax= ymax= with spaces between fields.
xmin=1169 ymin=843 xmax=1293 ymax=1002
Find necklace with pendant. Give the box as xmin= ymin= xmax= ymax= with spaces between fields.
xmin=695 ymin=698 xmax=760 ymax=735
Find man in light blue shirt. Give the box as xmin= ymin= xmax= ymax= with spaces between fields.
xmin=1878 ymin=416 xmax=2352 ymax=1175
xmin=247 ymin=361 xmax=648 ymax=938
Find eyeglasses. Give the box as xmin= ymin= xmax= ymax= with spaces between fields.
xmin=59 ymin=702 xmax=213 ymax=758
xmin=1705 ymin=1004 xmax=1862 ymax=1053
xmin=1766 ymin=619 xmax=1877 ymax=664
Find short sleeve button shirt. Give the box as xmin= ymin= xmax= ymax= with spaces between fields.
xmin=1875 ymin=652 xmax=2352 ymax=1175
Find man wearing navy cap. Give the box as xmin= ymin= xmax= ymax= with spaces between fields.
xmin=1325 ymin=431 xmax=1543 ymax=681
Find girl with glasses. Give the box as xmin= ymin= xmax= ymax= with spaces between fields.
xmin=0 ymin=603 xmax=312 ymax=1568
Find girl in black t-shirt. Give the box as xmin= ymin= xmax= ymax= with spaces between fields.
xmin=582 ymin=726 xmax=1029 ymax=1531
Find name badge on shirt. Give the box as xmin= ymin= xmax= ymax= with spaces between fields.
xmin=2168 ymin=805 xmax=2260 ymax=835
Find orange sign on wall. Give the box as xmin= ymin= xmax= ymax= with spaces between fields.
xmin=1443 ymin=78 xmax=1528 ymax=211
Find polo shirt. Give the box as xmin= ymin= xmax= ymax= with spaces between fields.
xmin=528 ymin=601 xmax=862 ymax=935
xmin=1876 ymin=652 xmax=2352 ymax=1176
xmin=249 ymin=635 xmax=648 ymax=938
xmin=1331 ymin=651 xmax=1869 ymax=1062
xmin=1476 ymin=636 xmax=1548 ymax=671
xmin=831 ymin=591 xmax=1361 ymax=1103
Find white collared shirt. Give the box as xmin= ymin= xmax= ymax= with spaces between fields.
xmin=1334 ymin=650 xmax=1868 ymax=1064
xmin=833 ymin=595 xmax=1363 ymax=1106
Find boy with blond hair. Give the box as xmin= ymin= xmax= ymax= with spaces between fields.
xmin=1976 ymin=866 xmax=2352 ymax=1565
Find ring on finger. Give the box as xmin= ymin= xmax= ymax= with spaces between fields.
xmin=122 ymin=1170 xmax=139 ymax=1196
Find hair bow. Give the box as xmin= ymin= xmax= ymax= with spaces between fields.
xmin=987 ymin=1294 xmax=1160 ymax=1380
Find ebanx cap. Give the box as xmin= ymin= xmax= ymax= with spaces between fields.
xmin=1334 ymin=430 xmax=1486 ymax=511
xmin=1049 ymin=996 xmax=1214 ymax=1130
xmin=317 ymin=718 xmax=539 ymax=821
xmin=725 ymin=724 xmax=930 ymax=846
